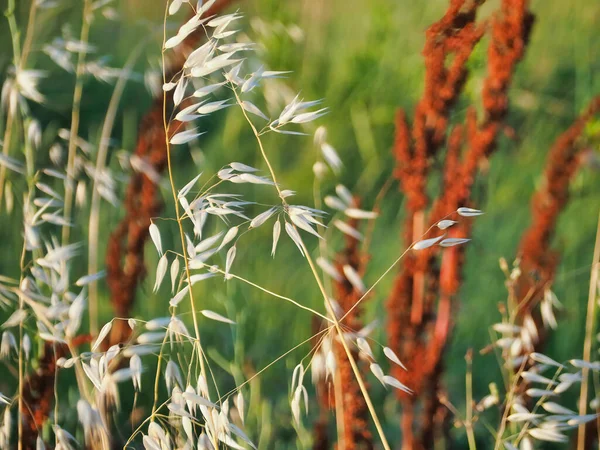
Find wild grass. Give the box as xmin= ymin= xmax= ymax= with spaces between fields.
xmin=0 ymin=0 xmax=599 ymax=449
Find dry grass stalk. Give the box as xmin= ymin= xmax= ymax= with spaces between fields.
xmin=332 ymin=203 xmax=373 ymax=450
xmin=310 ymin=201 xmax=373 ymax=450
xmin=104 ymin=0 xmax=236 ymax=348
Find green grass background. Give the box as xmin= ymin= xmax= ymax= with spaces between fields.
xmin=1 ymin=0 xmax=599 ymax=447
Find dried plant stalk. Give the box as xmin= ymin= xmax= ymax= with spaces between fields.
xmin=333 ymin=207 xmax=373 ymax=450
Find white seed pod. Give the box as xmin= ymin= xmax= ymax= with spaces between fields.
xmin=383 ymin=375 xmax=413 ymax=394
xmin=250 ymin=207 xmax=277 ymax=228
xmin=201 ymin=310 xmax=236 ymax=325
xmin=456 ymin=207 xmax=484 ymax=217
xmin=342 ymin=264 xmax=366 ymax=294
xmin=413 ymin=235 xmax=444 ymax=250
xmin=149 ymin=223 xmax=162 ymax=255
xmin=325 ymin=350 xmax=336 ymax=380
xmin=383 ymin=347 xmax=408 ymax=371
xmin=92 ymin=321 xmax=112 ymax=351
xmin=356 ymin=337 xmax=374 ymax=360
xmin=530 ymin=352 xmax=563 ymax=368
xmin=271 ymin=220 xmax=281 ymax=257
xmin=153 ymin=254 xmax=168 ymax=292
xmin=436 ymin=220 xmax=457 ymax=230
xmin=316 ymin=257 xmax=341 ymax=281
xmin=333 ymin=220 xmax=363 ymax=241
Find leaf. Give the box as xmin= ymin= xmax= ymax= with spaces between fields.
xmin=412 ymin=235 xmax=444 ymax=250
xmin=201 ymin=309 xmax=236 ymax=324
xmin=154 ymin=254 xmax=168 ymax=292
xmin=92 ymin=321 xmax=112 ymax=351
xmin=383 ymin=347 xmax=408 ymax=371
xmin=271 ymin=220 xmax=281 ymax=257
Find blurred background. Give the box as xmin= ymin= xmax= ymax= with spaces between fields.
xmin=0 ymin=0 xmax=599 ymax=448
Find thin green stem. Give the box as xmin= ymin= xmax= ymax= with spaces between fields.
xmin=465 ymin=350 xmax=477 ymax=450
xmin=159 ymin=6 xmax=215 ymax=447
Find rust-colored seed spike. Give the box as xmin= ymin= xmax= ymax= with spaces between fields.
xmin=21 ymin=335 xmax=92 ymax=449
xmin=516 ymin=96 xmax=600 ymax=338
xmin=386 ymin=0 xmax=534 ymax=448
